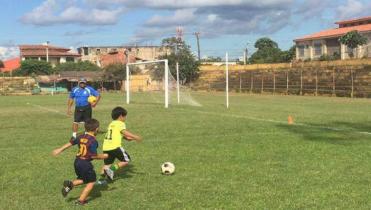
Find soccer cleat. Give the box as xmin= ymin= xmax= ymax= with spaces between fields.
xmin=104 ymin=168 xmax=114 ymax=181
xmin=75 ymin=200 xmax=88 ymax=206
xmin=61 ymin=180 xmax=73 ymax=197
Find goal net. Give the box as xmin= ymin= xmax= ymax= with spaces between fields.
xmin=125 ymin=60 xmax=201 ymax=108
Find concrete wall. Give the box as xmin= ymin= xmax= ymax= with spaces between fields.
xmin=79 ymin=46 xmax=172 ymax=66
xmin=0 ymin=77 xmax=36 ymax=95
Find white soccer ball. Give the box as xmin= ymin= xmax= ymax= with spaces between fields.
xmin=161 ymin=162 xmax=175 ymax=175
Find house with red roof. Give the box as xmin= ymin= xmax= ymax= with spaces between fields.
xmin=19 ymin=44 xmax=80 ymax=67
xmin=294 ymin=16 xmax=371 ymax=60
xmin=0 ymin=57 xmax=21 ymax=73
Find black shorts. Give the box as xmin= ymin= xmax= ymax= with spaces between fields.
xmin=74 ymin=105 xmax=92 ymax=123
xmin=74 ymin=158 xmax=96 ymax=183
xmin=103 ymin=147 xmax=131 ymax=165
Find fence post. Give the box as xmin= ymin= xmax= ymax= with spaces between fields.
xmin=332 ymin=68 xmax=336 ymax=96
xmin=261 ymin=71 xmax=264 ymax=93
xmin=273 ymin=69 xmax=276 ymax=94
xmin=351 ymin=68 xmax=354 ymax=98
xmin=286 ymin=70 xmax=289 ymax=95
xmin=300 ymin=69 xmax=303 ymax=95
xmin=239 ymin=71 xmax=242 ymax=93
xmin=250 ymin=71 xmax=253 ymax=94
xmin=315 ymin=68 xmax=318 ymax=96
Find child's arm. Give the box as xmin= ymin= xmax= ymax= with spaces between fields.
xmin=92 ymin=153 xmax=108 ymax=160
xmin=122 ymin=130 xmax=142 ymax=142
xmin=52 ymin=142 xmax=73 ymax=156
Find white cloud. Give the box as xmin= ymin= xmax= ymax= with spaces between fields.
xmin=87 ymin=0 xmax=292 ymax=9
xmin=0 ymin=47 xmax=19 ymax=60
xmin=337 ymin=0 xmax=371 ymax=20
xmin=145 ymin=9 xmax=197 ymax=27
xmin=21 ymin=0 xmax=124 ymax=26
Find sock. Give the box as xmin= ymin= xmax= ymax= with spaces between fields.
xmin=72 ymin=132 xmax=77 ymax=138
xmin=110 ymin=164 xmax=119 ymax=171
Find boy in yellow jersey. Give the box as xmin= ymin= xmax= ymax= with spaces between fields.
xmin=102 ymin=106 xmax=142 ymax=180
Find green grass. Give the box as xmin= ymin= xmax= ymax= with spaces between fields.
xmin=1 ymin=92 xmax=371 ymax=209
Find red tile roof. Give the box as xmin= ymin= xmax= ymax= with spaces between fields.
xmin=19 ymin=45 xmax=80 ymax=57
xmin=0 ymin=57 xmax=21 ymax=72
xmin=294 ymin=23 xmax=371 ymax=42
xmin=335 ymin=16 xmax=371 ymax=25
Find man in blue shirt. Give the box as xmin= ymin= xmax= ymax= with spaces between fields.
xmin=67 ymin=78 xmax=101 ymax=138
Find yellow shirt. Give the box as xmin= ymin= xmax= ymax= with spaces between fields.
xmin=103 ymin=120 xmax=126 ymax=151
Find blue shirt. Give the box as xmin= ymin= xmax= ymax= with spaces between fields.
xmin=69 ymin=86 xmax=99 ymax=107
xmin=70 ymin=134 xmax=98 ymax=161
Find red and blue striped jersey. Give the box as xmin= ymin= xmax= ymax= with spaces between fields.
xmin=70 ymin=133 xmax=98 ymax=161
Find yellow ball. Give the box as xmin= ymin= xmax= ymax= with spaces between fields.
xmin=88 ymin=96 xmax=97 ymax=104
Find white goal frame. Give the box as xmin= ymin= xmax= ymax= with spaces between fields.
xmin=126 ymin=59 xmax=178 ymax=108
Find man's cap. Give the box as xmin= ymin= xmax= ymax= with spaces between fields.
xmin=79 ymin=78 xmax=87 ymax=84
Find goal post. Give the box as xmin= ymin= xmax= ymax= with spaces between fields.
xmin=226 ymin=52 xmax=229 ymax=109
xmin=125 ymin=59 xmax=175 ymax=108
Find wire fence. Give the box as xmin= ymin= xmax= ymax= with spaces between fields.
xmin=193 ymin=64 xmax=371 ymax=98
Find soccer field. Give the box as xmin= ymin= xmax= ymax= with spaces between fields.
xmin=1 ymin=92 xmax=371 ymax=209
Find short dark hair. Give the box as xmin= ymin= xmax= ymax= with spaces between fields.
xmin=111 ymin=106 xmax=127 ymax=120
xmin=85 ymin=118 xmax=100 ymax=132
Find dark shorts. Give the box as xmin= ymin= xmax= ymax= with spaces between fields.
xmin=74 ymin=105 xmax=92 ymax=123
xmin=103 ymin=147 xmax=131 ymax=165
xmin=74 ymin=158 xmax=96 ymax=183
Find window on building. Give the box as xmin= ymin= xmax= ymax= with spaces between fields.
xmin=96 ymin=48 xmax=101 ymax=55
xmin=314 ymin=43 xmax=322 ymax=56
xmin=298 ymin=46 xmax=305 ymax=57
xmin=83 ymin=47 xmax=89 ymax=56
xmin=66 ymin=57 xmax=75 ymax=62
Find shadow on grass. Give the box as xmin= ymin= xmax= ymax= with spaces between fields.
xmin=64 ymin=164 xmax=138 ymax=204
xmin=109 ymin=163 xmax=146 ymax=182
xmin=276 ymin=121 xmax=371 ymax=145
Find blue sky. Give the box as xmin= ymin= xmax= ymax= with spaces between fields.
xmin=0 ymin=0 xmax=370 ymax=60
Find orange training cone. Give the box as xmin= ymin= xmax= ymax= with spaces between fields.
xmin=288 ymin=115 xmax=294 ymax=125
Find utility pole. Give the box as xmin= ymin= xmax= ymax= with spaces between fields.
xmin=244 ymin=43 xmax=249 ymax=65
xmin=194 ymin=32 xmax=201 ymax=61
xmin=46 ymin=41 xmax=50 ymax=62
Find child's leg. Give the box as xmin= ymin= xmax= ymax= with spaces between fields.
xmin=110 ymin=161 xmax=128 ymax=171
xmin=110 ymin=147 xmax=130 ymax=171
xmin=78 ymin=182 xmax=95 ymax=202
xmin=61 ymin=179 xmax=83 ymax=197
xmin=72 ymin=179 xmax=84 ymax=187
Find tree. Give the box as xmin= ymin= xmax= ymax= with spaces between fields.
xmin=201 ymin=56 xmax=222 ymax=62
xmin=249 ymin=38 xmax=283 ymax=64
xmin=339 ymin=30 xmax=367 ymax=58
xmin=0 ymin=60 xmax=4 ymax=68
xmin=102 ymin=63 xmax=126 ymax=81
xmin=54 ymin=61 xmax=101 ymax=72
xmin=254 ymin=37 xmax=279 ymax=49
xmin=13 ymin=60 xmax=53 ymax=76
xmin=102 ymin=63 xmax=126 ymax=90
xmin=280 ymin=45 xmax=296 ymax=62
xmin=159 ymin=37 xmax=200 ymax=84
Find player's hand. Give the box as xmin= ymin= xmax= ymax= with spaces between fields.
xmin=136 ymin=136 xmax=142 ymax=143
xmin=52 ymin=148 xmax=62 ymax=156
xmin=91 ymin=103 xmax=97 ymax=108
